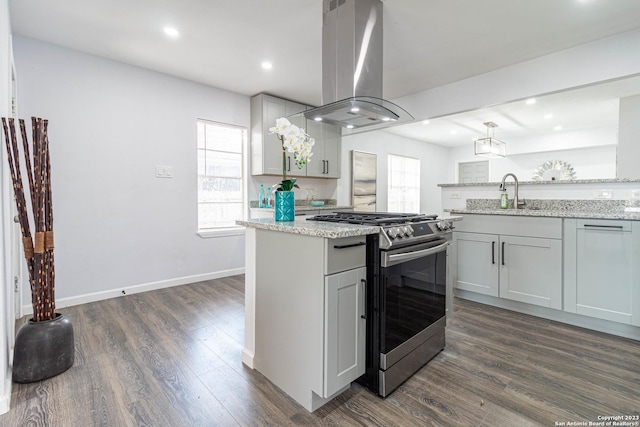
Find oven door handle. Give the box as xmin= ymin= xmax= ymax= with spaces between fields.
xmin=382 ymin=241 xmax=449 ymax=267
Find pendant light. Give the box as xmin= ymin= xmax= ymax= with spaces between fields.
xmin=474 ymin=122 xmax=506 ymax=158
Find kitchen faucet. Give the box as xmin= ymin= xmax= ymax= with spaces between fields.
xmin=499 ymin=173 xmax=526 ymax=209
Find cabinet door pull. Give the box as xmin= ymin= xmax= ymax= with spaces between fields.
xmin=326 ymin=160 xmax=329 ymax=174
xmin=501 ymin=241 xmax=505 ymax=266
xmin=584 ymin=224 xmax=624 ymax=229
xmin=360 ymin=279 xmax=367 ymax=320
xmin=492 ymin=241 xmax=496 ymax=264
xmin=333 ymin=242 xmax=366 ymax=249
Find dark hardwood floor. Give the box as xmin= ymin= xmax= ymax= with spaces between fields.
xmin=1 ymin=274 xmax=639 ymax=426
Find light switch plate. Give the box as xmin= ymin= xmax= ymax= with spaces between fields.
xmin=449 ymin=191 xmax=461 ymax=199
xmin=593 ymin=189 xmax=612 ymax=199
xmin=156 ymin=166 xmax=174 ymax=178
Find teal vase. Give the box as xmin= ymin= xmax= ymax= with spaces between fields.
xmin=275 ymin=190 xmax=295 ymax=221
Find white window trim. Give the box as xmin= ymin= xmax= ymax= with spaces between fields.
xmin=197 ymin=119 xmax=247 ymax=232
xmin=197 ymin=226 xmax=246 ymax=239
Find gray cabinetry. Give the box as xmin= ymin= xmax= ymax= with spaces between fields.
xmin=251 ymin=94 xmax=306 ymax=176
xmin=499 ymin=235 xmax=562 ymax=309
xmin=253 ymin=230 xmax=366 ymax=411
xmin=453 ymin=215 xmax=562 ymax=309
xmin=324 ymin=266 xmax=366 ymax=397
xmin=306 ymin=119 xmax=341 ymax=178
xmin=453 ymin=231 xmax=498 ymax=296
xmin=564 ymin=219 xmax=640 ymax=326
xmin=251 ymin=93 xmax=341 ymax=178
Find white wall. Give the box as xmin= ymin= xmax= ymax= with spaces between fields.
xmin=12 ymin=36 xmax=249 ymax=309
xmin=394 ymin=30 xmax=640 ymax=183
xmin=395 ymin=29 xmax=640 ymax=123
xmin=617 ymin=95 xmax=640 ymax=179
xmin=448 ymin=137 xmax=617 ymax=183
xmin=338 ymin=132 xmax=449 ymax=215
xmin=0 ymin=0 xmax=12 ymax=414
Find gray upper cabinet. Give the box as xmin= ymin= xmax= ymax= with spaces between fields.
xmin=251 ymin=94 xmax=306 ymax=177
xmin=251 ymin=93 xmax=340 ymax=178
xmin=564 ymin=219 xmax=640 ymax=326
xmin=306 ymin=118 xmax=341 ymax=178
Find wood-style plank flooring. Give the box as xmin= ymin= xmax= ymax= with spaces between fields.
xmin=1 ymin=274 xmax=639 ymax=426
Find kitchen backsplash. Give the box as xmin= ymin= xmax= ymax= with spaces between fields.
xmin=250 ymin=199 xmax=338 ymax=208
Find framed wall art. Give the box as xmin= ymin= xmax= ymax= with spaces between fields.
xmin=352 ymin=150 xmax=377 ymax=212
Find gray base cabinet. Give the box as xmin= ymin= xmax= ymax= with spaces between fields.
xmin=453 ymin=215 xmax=563 ymax=310
xmin=499 ymin=235 xmax=562 ymax=309
xmin=324 ymin=267 xmax=366 ymax=397
xmin=254 ymin=230 xmax=366 ymax=411
xmin=564 ymin=219 xmax=640 ymax=326
xmin=453 ymin=232 xmax=499 ymax=296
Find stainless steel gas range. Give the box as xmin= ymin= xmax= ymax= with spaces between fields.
xmin=307 ymin=212 xmax=454 ymax=397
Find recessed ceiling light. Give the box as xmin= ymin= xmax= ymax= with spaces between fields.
xmin=554 ymin=125 xmax=562 ymax=131
xmin=314 ymin=117 xmax=322 ymax=122
xmin=422 ymin=120 xmax=430 ymax=125
xmin=261 ymin=61 xmax=273 ymax=70
xmin=163 ymin=27 xmax=179 ymax=38
xmin=351 ymin=107 xmax=360 ymax=113
xmin=544 ymin=114 xmax=553 ymax=119
xmin=382 ymin=117 xmax=391 ymax=122
xmin=526 ymin=98 xmax=536 ymax=105
xmin=346 ymin=124 xmax=354 ymax=129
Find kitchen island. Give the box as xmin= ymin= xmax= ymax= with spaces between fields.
xmin=236 ymin=217 xmax=379 ymax=411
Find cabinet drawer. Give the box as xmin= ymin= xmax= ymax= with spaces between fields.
xmin=325 ymin=236 xmax=366 ymax=275
xmin=576 ymin=219 xmax=632 ymax=232
xmin=455 ymin=214 xmax=562 ymax=239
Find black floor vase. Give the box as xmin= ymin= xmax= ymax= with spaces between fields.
xmin=12 ymin=314 xmax=74 ymax=383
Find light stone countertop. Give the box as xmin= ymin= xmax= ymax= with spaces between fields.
xmin=236 ymin=217 xmax=380 ymax=238
xmin=449 ymin=208 xmax=640 ymax=221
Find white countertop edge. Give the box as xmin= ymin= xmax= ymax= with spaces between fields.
xmin=236 ymin=218 xmax=380 ymax=238
xmin=438 ymin=178 xmax=640 ymax=187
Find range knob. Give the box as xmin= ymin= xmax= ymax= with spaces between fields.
xmin=403 ymin=225 xmax=413 ymax=236
xmin=387 ymin=227 xmax=400 ymax=239
xmin=437 ymin=220 xmax=452 ymax=231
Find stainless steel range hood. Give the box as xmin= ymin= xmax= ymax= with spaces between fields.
xmin=302 ymin=0 xmax=413 ymax=130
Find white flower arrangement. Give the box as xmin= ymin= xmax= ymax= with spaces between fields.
xmin=269 ymin=117 xmax=315 ymax=191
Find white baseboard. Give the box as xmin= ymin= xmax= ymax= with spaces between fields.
xmin=0 ymin=374 xmax=10 ymax=415
xmin=21 ymin=268 xmax=245 ymax=313
xmin=242 ymin=348 xmax=254 ymax=369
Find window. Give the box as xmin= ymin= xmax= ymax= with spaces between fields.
xmin=197 ymin=120 xmax=246 ymax=231
xmin=388 ymin=154 xmax=420 ymax=213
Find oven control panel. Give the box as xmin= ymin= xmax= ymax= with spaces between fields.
xmin=380 ymin=220 xmax=452 ymax=248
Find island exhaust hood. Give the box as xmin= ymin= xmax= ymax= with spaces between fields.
xmin=302 ymin=0 xmax=413 ymax=130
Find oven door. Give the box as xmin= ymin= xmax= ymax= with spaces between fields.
xmin=379 ymin=238 xmax=448 ymax=372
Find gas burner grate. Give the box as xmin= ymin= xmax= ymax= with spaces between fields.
xmin=307 ymin=212 xmax=438 ymax=226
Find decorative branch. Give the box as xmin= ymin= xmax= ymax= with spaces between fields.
xmin=2 ymin=117 xmax=56 ymax=321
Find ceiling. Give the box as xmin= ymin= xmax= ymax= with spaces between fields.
xmin=9 ymin=0 xmax=640 ymax=145
xmin=389 ymin=75 xmax=640 ymax=147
